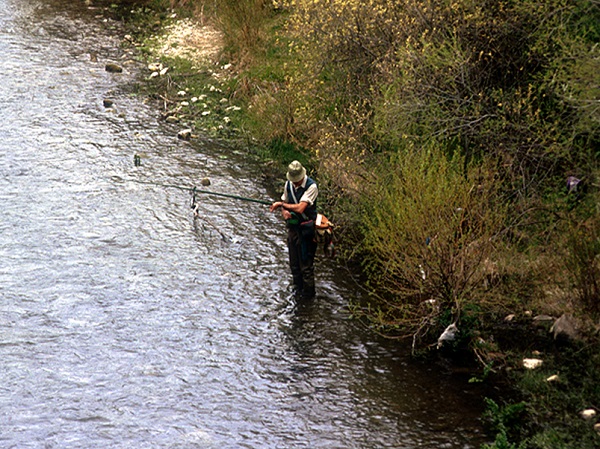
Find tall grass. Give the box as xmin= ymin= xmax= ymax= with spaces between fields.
xmin=212 ymin=0 xmax=274 ymax=61
xmin=567 ymin=209 xmax=600 ymax=315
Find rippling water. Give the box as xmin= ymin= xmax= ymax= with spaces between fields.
xmin=0 ymin=1 xmax=490 ymax=447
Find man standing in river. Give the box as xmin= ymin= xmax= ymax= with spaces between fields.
xmin=270 ymin=161 xmax=319 ymax=300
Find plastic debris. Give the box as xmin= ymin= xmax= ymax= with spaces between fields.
xmin=437 ymin=324 xmax=458 ymax=349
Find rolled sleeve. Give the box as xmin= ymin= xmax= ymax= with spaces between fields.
xmin=299 ymin=184 xmax=318 ymax=205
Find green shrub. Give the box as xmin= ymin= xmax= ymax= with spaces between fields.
xmin=481 ymin=398 xmax=527 ymax=449
xmin=355 ymin=142 xmax=506 ymax=339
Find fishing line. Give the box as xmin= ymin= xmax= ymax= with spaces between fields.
xmin=112 ymin=176 xmax=270 ymax=242
xmin=190 ymin=186 xmax=232 ymax=242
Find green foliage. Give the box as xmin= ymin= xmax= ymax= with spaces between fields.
xmin=510 ymin=345 xmax=600 ymax=449
xmin=481 ymin=398 xmax=527 ymax=449
xmin=482 ymin=431 xmax=526 ymax=449
xmin=268 ymin=0 xmax=600 ymax=345
xmin=369 ymin=0 xmax=598 ymax=195
xmin=110 ymin=0 xmax=173 ymax=31
xmin=483 ymin=398 xmax=527 ymax=436
xmin=353 ymin=141 xmax=506 ymax=338
xmin=263 ymin=138 xmax=311 ymax=168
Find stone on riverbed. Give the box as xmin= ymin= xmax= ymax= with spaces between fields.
xmin=580 ymin=408 xmax=596 ymax=420
xmin=105 ymin=63 xmax=123 ymax=73
xmin=177 ymin=128 xmax=193 ymax=140
xmin=532 ymin=314 xmax=554 ymax=327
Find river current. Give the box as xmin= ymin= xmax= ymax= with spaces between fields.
xmin=0 ymin=1 xmax=489 ymax=447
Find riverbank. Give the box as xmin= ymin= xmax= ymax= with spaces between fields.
xmin=112 ymin=4 xmax=301 ymax=191
xmin=4 ymin=1 xmax=489 ymax=445
xmin=109 ymin=2 xmax=600 ymax=448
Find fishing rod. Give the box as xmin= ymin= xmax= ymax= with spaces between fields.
xmin=120 ymin=178 xmax=272 ymax=205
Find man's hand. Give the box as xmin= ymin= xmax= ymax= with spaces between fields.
xmin=269 ymin=201 xmax=283 ymax=212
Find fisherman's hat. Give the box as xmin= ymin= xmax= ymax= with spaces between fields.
xmin=286 ymin=160 xmax=306 ymax=183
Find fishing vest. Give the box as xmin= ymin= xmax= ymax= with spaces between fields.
xmin=286 ymin=177 xmax=317 ymax=221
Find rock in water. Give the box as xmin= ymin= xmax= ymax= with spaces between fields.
xmin=105 ymin=63 xmax=123 ymax=73
xmin=177 ymin=129 xmax=192 ymax=140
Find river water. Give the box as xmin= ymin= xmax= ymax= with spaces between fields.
xmin=0 ymin=1 xmax=490 ymax=447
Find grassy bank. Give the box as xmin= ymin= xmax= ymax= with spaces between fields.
xmin=109 ymin=0 xmax=313 ymax=184
xmin=110 ymin=1 xmax=600 ymax=447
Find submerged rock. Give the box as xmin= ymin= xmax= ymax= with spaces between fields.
xmin=105 ymin=63 xmax=123 ymax=73
xmin=177 ymin=129 xmax=192 ymax=140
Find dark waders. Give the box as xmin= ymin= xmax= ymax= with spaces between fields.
xmin=287 ymin=219 xmax=317 ymax=300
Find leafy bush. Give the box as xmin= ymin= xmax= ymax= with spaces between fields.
xmin=354 ymin=143 xmax=506 ymax=339
xmin=481 ymin=398 xmax=527 ymax=449
xmin=275 ymin=0 xmax=599 ymax=343
xmin=212 ymin=0 xmax=275 ymax=60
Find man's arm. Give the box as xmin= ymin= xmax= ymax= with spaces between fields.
xmin=270 ymin=200 xmax=307 ymax=219
xmin=281 ymin=201 xmax=308 ymax=214
xmin=270 ymin=182 xmax=316 ymax=215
